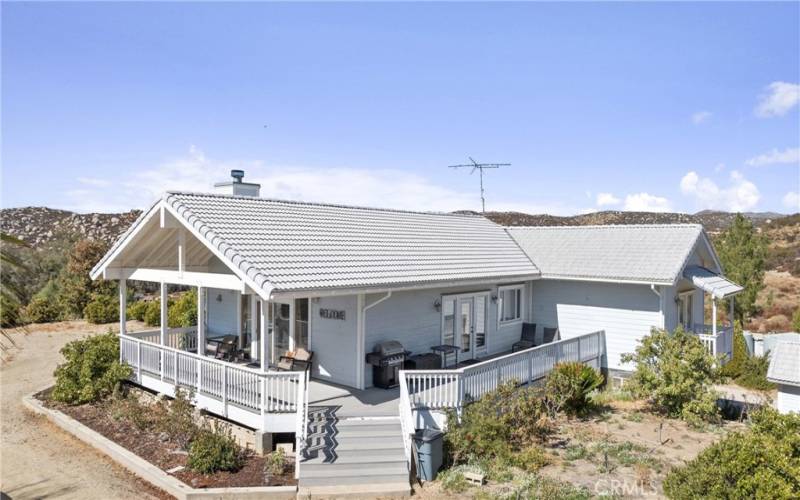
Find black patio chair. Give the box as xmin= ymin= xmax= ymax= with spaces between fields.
xmin=512 ymin=323 xmax=537 ymax=352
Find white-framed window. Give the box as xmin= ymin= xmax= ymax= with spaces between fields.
xmin=498 ymin=284 xmax=524 ymax=325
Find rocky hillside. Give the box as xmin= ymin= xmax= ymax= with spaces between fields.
xmin=480 ymin=210 xmax=788 ymax=234
xmin=1 ymin=207 xmax=141 ymax=247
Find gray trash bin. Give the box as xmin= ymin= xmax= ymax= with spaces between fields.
xmin=413 ymin=429 xmax=444 ymax=481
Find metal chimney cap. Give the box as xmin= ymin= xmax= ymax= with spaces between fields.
xmin=231 ymin=170 xmax=245 ymax=183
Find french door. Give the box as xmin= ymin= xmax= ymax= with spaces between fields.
xmin=269 ymin=298 xmax=310 ymax=364
xmin=442 ymin=292 xmax=488 ymax=361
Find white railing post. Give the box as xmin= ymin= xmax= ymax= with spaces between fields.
xmin=136 ymin=340 xmax=142 ymax=382
xmin=222 ymin=365 xmax=228 ymax=417
xmin=174 ymin=350 xmax=178 ymax=384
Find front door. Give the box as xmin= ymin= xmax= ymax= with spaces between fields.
xmin=442 ymin=292 xmax=489 ymax=362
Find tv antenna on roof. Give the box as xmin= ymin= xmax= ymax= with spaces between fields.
xmin=448 ymin=157 xmax=510 ymax=213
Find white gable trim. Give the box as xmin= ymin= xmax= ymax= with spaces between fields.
xmin=91 ymin=198 xmax=274 ymax=301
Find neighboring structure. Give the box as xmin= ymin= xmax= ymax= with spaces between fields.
xmin=90 ymin=170 xmax=742 ymax=430
xmin=767 ymin=342 xmax=800 ymax=414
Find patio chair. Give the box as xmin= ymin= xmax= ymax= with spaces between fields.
xmin=208 ymin=335 xmax=238 ymax=361
xmin=541 ymin=327 xmax=560 ymax=344
xmin=276 ymin=347 xmax=314 ymax=372
xmin=512 ymin=323 xmax=537 ymax=352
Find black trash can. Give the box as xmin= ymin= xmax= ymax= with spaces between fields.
xmin=413 ymin=429 xmax=444 ymax=481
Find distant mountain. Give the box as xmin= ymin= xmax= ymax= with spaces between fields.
xmin=0 ymin=207 xmax=141 ymax=247
xmin=478 ymin=210 xmax=793 ymax=234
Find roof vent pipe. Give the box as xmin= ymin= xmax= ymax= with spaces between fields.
xmin=214 ymin=170 xmax=261 ymax=197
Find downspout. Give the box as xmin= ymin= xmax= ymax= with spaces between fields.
xmin=650 ymin=284 xmax=665 ymax=329
xmin=357 ymin=291 xmax=393 ymax=389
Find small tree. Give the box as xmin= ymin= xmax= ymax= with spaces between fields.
xmin=720 ymin=320 xmax=747 ymax=378
xmin=715 ymin=214 xmax=768 ymax=322
xmin=621 ymin=327 xmax=720 ymax=425
xmin=58 ymin=239 xmax=115 ymax=318
xmin=84 ymin=294 xmax=119 ymax=324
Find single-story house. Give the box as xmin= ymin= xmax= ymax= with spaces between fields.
xmin=767 ymin=342 xmax=800 ymax=414
xmin=90 ymin=170 xmax=742 ymax=429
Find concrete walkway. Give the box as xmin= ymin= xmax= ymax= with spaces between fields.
xmin=0 ymin=321 xmax=167 ymax=500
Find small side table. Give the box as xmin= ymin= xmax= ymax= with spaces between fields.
xmin=430 ymin=344 xmax=461 ymax=368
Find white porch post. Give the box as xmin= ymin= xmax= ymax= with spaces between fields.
xmin=197 ymin=287 xmax=206 ymax=355
xmin=712 ymin=297 xmax=717 ymax=336
xmin=119 ymin=279 xmax=127 ymax=337
xmin=729 ymin=296 xmax=735 ymax=327
xmin=236 ymin=293 xmax=243 ymax=349
xmin=160 ymin=281 xmax=167 ymax=380
xmin=250 ymin=295 xmax=259 ymax=362
xmin=259 ymin=299 xmax=269 ymax=372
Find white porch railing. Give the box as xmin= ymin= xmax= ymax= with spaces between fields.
xmin=119 ymin=333 xmax=304 ymax=430
xmin=692 ymin=324 xmax=734 ymax=362
xmin=398 ymin=372 xmax=416 ymax=469
xmin=401 ymin=330 xmax=606 ymax=411
xmin=294 ymin=369 xmax=310 ymax=479
xmin=127 ymin=327 xmax=198 ymax=352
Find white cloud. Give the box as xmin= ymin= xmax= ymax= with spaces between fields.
xmin=783 ymin=192 xmax=800 ymax=211
xmin=596 ymin=192 xmax=621 ymax=207
xmin=691 ymin=111 xmax=712 ymax=124
xmin=745 ymin=147 xmax=800 ymax=167
xmin=680 ymin=170 xmax=760 ymax=212
xmin=623 ymin=193 xmax=672 ymax=212
xmin=63 ymin=147 xmax=578 ymax=215
xmin=755 ymin=81 xmax=800 ymax=118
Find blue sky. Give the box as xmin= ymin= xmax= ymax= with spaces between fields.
xmin=2 ymin=2 xmax=799 ymax=214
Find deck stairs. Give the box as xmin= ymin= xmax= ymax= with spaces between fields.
xmin=298 ymin=406 xmax=410 ymax=498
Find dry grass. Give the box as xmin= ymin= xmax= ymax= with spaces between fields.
xmin=748 ymin=271 xmax=800 ymax=333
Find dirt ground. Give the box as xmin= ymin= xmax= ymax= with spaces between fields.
xmin=0 ymin=320 xmax=170 ymax=500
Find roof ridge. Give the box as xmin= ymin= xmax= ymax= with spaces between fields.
xmin=165 ymin=191 xmax=485 ymax=219
xmin=505 ymin=223 xmax=703 ymax=230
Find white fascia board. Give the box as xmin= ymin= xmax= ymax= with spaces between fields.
xmin=269 ymin=274 xmax=542 ymax=301
xmin=538 ymin=275 xmax=673 ymax=287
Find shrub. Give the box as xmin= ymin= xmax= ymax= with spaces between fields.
xmin=663 ymin=408 xmax=800 ymax=499
xmin=1 ymin=294 xmax=21 ymax=327
xmin=168 ymin=290 xmax=197 ymax=328
xmin=51 ymin=332 xmax=132 ymax=404
xmin=545 ymin=362 xmax=604 ymax=416
xmin=144 ymin=300 xmax=161 ymax=326
xmin=23 ymin=295 xmax=62 ymax=323
xmin=621 ymin=327 xmax=720 ymax=425
xmin=446 ymin=382 xmax=552 ymax=466
xmin=264 ymin=448 xmax=288 ymax=477
xmin=720 ymin=320 xmax=747 ymax=378
xmin=127 ymin=300 xmax=148 ymax=321
xmin=187 ymin=424 xmax=244 ymax=474
xmin=109 ymin=395 xmax=157 ymax=431
xmin=735 ymin=353 xmax=775 ymax=391
xmin=83 ymin=294 xmax=119 ymax=324
xmin=506 ymin=445 xmax=549 ymax=472
xmin=158 ymin=388 xmax=198 ymax=449
xmin=437 ymin=466 xmax=470 ymax=493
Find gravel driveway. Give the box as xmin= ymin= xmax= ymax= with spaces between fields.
xmin=0 ymin=321 xmax=169 ymax=500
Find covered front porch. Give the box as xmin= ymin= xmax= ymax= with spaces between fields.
xmin=681 ymin=265 xmax=744 ymax=363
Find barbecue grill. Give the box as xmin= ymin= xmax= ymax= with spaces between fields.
xmin=365 ymin=340 xmax=409 ymax=389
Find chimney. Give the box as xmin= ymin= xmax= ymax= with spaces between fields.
xmin=214 ymin=169 xmax=261 ymax=197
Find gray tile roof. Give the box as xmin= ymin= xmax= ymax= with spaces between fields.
xmin=165 ymin=192 xmax=540 ymax=293
xmin=683 ymin=265 xmax=743 ymax=299
xmin=767 ymin=342 xmax=800 ymax=387
xmin=506 ymin=224 xmax=705 ymax=284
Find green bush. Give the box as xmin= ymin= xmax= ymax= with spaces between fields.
xmin=735 ymin=353 xmax=776 ymax=391
xmin=446 ymin=382 xmax=552 ymax=466
xmin=187 ymin=424 xmax=244 ymax=473
xmin=545 ymin=362 xmax=604 ymax=416
xmin=22 ymin=295 xmax=62 ymax=323
xmin=144 ymin=300 xmax=161 ymax=326
xmin=1 ymin=294 xmax=21 ymax=327
xmin=793 ymin=307 xmax=800 ymax=333
xmin=264 ymin=448 xmax=288 ymax=477
xmin=437 ymin=466 xmax=471 ymax=493
xmin=168 ymin=289 xmax=197 ymax=328
xmin=663 ymin=408 xmax=800 ymax=499
xmin=51 ymin=332 xmax=132 ymax=404
xmin=621 ymin=327 xmax=720 ymax=425
xmin=720 ymin=320 xmax=747 ymax=378
xmin=83 ymin=294 xmax=119 ymax=324
xmin=126 ymin=300 xmax=148 ymax=321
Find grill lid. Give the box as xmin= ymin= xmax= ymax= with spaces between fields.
xmin=374 ymin=340 xmax=405 ymax=357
